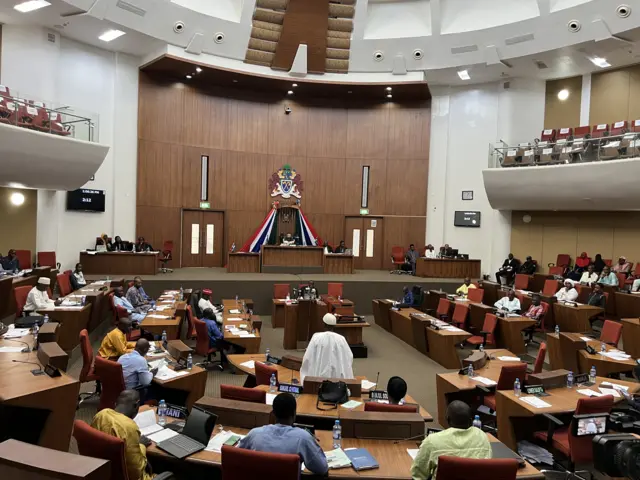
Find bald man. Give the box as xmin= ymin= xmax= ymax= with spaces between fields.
xmin=118 ymin=339 xmax=158 ymax=390
xmin=410 ymin=401 xmax=491 ymax=479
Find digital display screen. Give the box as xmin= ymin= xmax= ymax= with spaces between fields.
xmin=576 ymin=415 xmax=607 ymax=436
xmin=66 ymin=189 xmax=105 ymax=212
xmin=454 ymin=211 xmax=481 ymax=227
xmin=278 ymin=383 xmax=302 ymax=395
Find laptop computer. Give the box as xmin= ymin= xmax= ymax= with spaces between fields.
xmin=157 ymin=406 xmax=217 ymax=459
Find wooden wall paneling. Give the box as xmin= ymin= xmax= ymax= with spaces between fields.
xmin=346 ymin=104 xmax=390 ymax=159
xmin=509 ymin=219 xmax=544 ymax=268
xmin=181 ymin=87 xmax=230 ymax=149
xmin=137 ymin=140 xmax=184 ymax=207
xmin=264 ymin=155 xmax=307 ymax=210
xmin=138 ymin=74 xmax=185 ymax=144
xmin=305 ymin=103 xmax=348 ymax=158
xmin=343 ymin=158 xmax=387 ymax=216
xmin=626 ymin=64 xmax=640 ymax=123
xmin=304 ymin=157 xmax=346 ymax=214
xmin=388 ymin=103 xmax=431 ymax=159
xmin=267 ymin=100 xmax=309 ymax=156
xmin=181 ymin=147 xmax=228 ymax=210
xmin=225 ymin=152 xmax=268 ymax=211
xmin=612 ymin=228 xmax=640 ymax=264
xmin=136 ymin=206 xmax=182 ymax=264
xmin=541 ymin=225 xmax=577 ymax=272
xmin=576 ymin=227 xmax=614 ymax=262
xmin=227 ymin=96 xmax=271 ymax=153
xmin=383 ymin=217 xmax=427 ymax=260
xmin=383 ymin=158 xmax=428 ymax=216
xmin=225 ymin=210 xmax=269 ymax=258
xmin=304 ymin=214 xmax=345 ymax=246
xmin=543 ymin=76 xmax=582 ymax=129
xmin=590 ymin=69 xmax=630 ymax=126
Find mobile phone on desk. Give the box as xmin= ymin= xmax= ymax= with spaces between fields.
xmin=224 ymin=435 xmax=241 ymax=446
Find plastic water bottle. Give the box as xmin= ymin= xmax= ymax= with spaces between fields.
xmin=81 ymin=295 xmax=86 ymax=306
xmin=589 ymin=365 xmax=596 ymax=384
xmin=158 ymin=400 xmax=167 ymax=426
xmin=567 ymin=371 xmax=574 ymax=389
xmin=43 ymin=314 xmax=49 ymax=324
xmin=179 ymin=286 xmax=184 ymax=301
xmin=601 ymin=342 xmax=607 ymax=353
xmin=514 ymin=378 xmax=521 ymax=397
xmin=332 ymin=420 xmax=342 ymax=449
xmin=473 ymin=415 xmax=482 ymax=429
xmin=555 ymin=325 xmax=560 ymax=334
xmin=161 ymin=330 xmax=167 ymax=347
xmin=187 ymin=353 xmax=193 ymax=370
xmin=265 ymin=347 xmax=271 ymax=360
xmin=269 ymin=373 xmax=277 ymax=393
xmin=235 ymin=294 xmax=239 ymax=303
xmin=33 ymin=323 xmax=39 ymax=346
xmin=467 ymin=364 xmax=474 ymax=378
xmin=479 ymin=343 xmax=484 ymax=352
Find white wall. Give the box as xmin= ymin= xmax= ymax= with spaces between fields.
xmin=1 ymin=25 xmax=138 ymax=269
xmin=426 ymin=78 xmax=545 ymax=276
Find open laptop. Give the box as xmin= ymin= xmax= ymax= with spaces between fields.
xmin=157 ymin=406 xmax=217 ymax=459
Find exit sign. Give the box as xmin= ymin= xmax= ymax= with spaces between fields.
xmin=360 ymin=208 xmax=369 ymax=215
xmin=200 ymin=201 xmax=210 ymax=209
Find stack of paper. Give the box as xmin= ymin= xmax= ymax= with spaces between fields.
xmin=471 ymin=376 xmax=497 ymax=386
xmin=266 ymin=393 xmax=277 ymax=405
xmin=325 ymin=449 xmax=352 ymax=469
xmin=520 ymin=396 xmax=552 ymax=408
xmin=407 ymin=449 xmax=419 ymax=460
xmin=3 ymin=327 xmax=30 ymax=338
xmin=148 ymin=429 xmax=179 ymax=443
xmin=0 ymin=346 xmax=25 ymax=353
xmin=146 ymin=314 xmax=171 ymax=319
xmin=148 ymin=359 xmax=167 ymax=370
xmin=498 ymin=356 xmax=521 ymax=362
xmin=599 ymin=350 xmax=632 ymax=361
xmin=601 ymin=381 xmax=629 ymax=392
xmin=155 ymin=366 xmax=189 ymax=380
xmin=361 ymin=380 xmax=376 ymax=390
xmin=229 ymin=309 xmax=241 ymax=314
xmin=340 ymin=400 xmax=362 ymax=409
xmin=518 ymin=440 xmax=553 ymax=465
xmin=205 ymin=430 xmax=247 ymax=453
xmin=147 ymin=349 xmax=167 ymax=358
xmin=580 ymin=336 xmax=593 ymax=342
xmin=154 ymin=305 xmax=170 ymax=311
xmin=599 ymin=387 xmax=621 ymax=398
xmin=577 ymin=389 xmax=603 ymax=397
xmin=227 ymin=317 xmax=243 ymax=321
xmin=240 ymin=360 xmax=256 ymax=369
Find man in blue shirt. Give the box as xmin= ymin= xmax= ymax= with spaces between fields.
xmin=114 ymin=286 xmax=147 ymax=323
xmin=401 ymin=286 xmax=414 ymax=306
xmin=126 ymin=277 xmax=152 ymax=312
xmin=238 ymin=393 xmax=328 ymax=475
xmin=598 ymin=266 xmax=619 ymax=286
xmin=118 ymin=339 xmax=158 ymax=390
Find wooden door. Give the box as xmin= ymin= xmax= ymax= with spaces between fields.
xmin=344 ymin=217 xmax=384 ymax=270
xmin=181 ymin=211 xmax=225 ymax=267
xmin=182 ymin=210 xmax=203 ymax=267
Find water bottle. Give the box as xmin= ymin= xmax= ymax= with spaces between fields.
xmin=269 ymin=373 xmax=277 ymax=393
xmin=285 ymin=293 xmax=290 ymax=301
xmin=161 ymin=330 xmax=167 ymax=347
xmin=332 ymin=420 xmax=342 ymax=449
xmin=567 ymin=371 xmax=574 ymax=389
xmin=479 ymin=343 xmax=484 ymax=352
xmin=43 ymin=314 xmax=49 ymax=324
xmin=158 ymin=400 xmax=167 ymax=426
xmin=81 ymin=296 xmax=86 ymax=306
xmin=473 ymin=415 xmax=482 ymax=429
xmin=235 ymin=294 xmax=239 ymax=303
xmin=265 ymin=347 xmax=271 ymax=360
xmin=33 ymin=323 xmax=39 ymax=346
xmin=555 ymin=325 xmax=560 ymax=334
xmin=601 ymin=342 xmax=606 ymax=353
xmin=514 ymin=378 xmax=521 ymax=397
xmin=467 ymin=364 xmax=474 ymax=378
xmin=179 ymin=286 xmax=184 ymax=301
xmin=589 ymin=365 xmax=596 ymax=384
xmin=311 ymin=287 xmax=316 ymax=299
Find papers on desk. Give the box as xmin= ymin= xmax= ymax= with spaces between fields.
xmin=153 ymin=305 xmax=170 ymax=311
xmin=0 ymin=346 xmax=25 ymax=353
xmin=206 ymin=430 xmax=246 ymax=453
xmin=148 ymin=359 xmax=168 ymax=370
xmin=266 ymin=393 xmax=277 ymax=405
xmin=146 ymin=314 xmax=172 ymax=319
xmin=2 ymin=327 xmax=30 ymax=338
xmin=518 ymin=440 xmax=554 ymax=466
xmin=497 ymin=356 xmax=522 ymax=362
xmin=60 ymin=298 xmax=82 ymax=306
xmin=520 ymin=396 xmax=552 ymax=409
xmin=227 ymin=317 xmax=243 ymax=321
xmin=599 ymin=387 xmax=621 ymax=398
xmin=361 ymin=380 xmax=376 ymax=390
xmin=134 ymin=410 xmax=164 ymax=436
xmin=340 ymin=400 xmax=362 ymax=409
xmin=147 ymin=349 xmax=167 ymax=358
xmin=577 ymin=389 xmax=603 ymax=397
xmin=601 ymin=381 xmax=630 ymax=392
xmin=580 ymin=336 xmax=593 ymax=342
xmin=240 ymin=360 xmax=256 ymax=369
xmin=471 ymin=376 xmax=497 ymax=386
xmin=229 ymin=309 xmax=241 ymax=314
xmin=441 ymin=326 xmax=465 ymax=332
xmin=325 ymin=448 xmax=352 ymax=469
xmin=148 ymin=429 xmax=179 ymax=443
xmin=406 ymin=449 xmax=419 ymax=460
xmin=598 ymin=350 xmax=632 ymax=361
xmin=54 ymin=305 xmax=84 ymax=310
xmin=155 ymin=366 xmax=189 ymax=380
xmin=165 ymin=290 xmax=179 ymax=294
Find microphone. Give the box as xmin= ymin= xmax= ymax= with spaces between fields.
xmin=374 ymin=372 xmax=380 ymax=389
xmin=393 ymin=432 xmax=427 ymax=444
xmin=12 ymin=359 xmax=43 ymax=375
xmin=3 ymin=339 xmax=32 ymax=352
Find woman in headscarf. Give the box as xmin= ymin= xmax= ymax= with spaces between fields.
xmin=592 ymin=254 xmax=606 ymax=274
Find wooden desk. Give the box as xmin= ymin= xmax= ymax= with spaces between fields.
xmin=272 ymin=299 xmax=286 ymax=328
xmin=222 ymin=299 xmax=261 ymax=354
xmin=140 ymin=292 xmax=186 ymax=340
xmin=0 ymin=334 xmax=80 ymax=451
xmin=496 ymin=316 xmax=535 ymax=355
xmin=389 ymin=307 xmax=422 ymax=348
xmin=37 ymin=304 xmax=92 ymax=353
xmin=615 ymin=292 xmax=640 ymax=318
xmin=416 ymin=258 xmax=481 ymax=278
xmin=479 ymin=280 xmax=501 ymax=306
xmin=261 ymin=246 xmax=324 ymax=274
xmin=282 ymin=299 xmax=317 ymax=349
xmin=227 ymin=253 xmax=260 ymax=273
xmin=621 ymin=318 xmax=640 ymax=358
xmin=72 ymin=281 xmax=116 ymax=332
xmin=553 ymin=303 xmax=603 ymax=332
xmin=79 ymin=251 xmax=158 ymax=276
xmin=425 ymin=290 xmax=447 ymax=313
xmin=468 ymin=302 xmax=494 ymax=331
xmin=530 ymin=273 xmax=553 ymax=293
xmin=602 ymin=285 xmax=618 ymax=317
xmin=327 ymin=320 xmax=369 ymax=345
xmin=425 ymin=324 xmax=470 ymax=369
xmin=372 ymin=299 xmax=393 ymax=332
xmin=228 ymin=354 xmax=302 ymax=385
xmin=495 ymin=377 xmax=640 ymax=450
xmin=324 ymin=254 xmax=354 ymax=274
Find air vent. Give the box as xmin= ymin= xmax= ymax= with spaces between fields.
xmin=47 ymin=32 xmax=56 ymax=43
xmin=116 ymin=0 xmax=146 ymax=16
xmin=451 ymin=44 xmax=478 ymax=55
xmin=505 ymin=33 xmax=534 ymax=46
xmin=501 ymin=60 xmax=513 ymax=68
xmin=535 ymin=60 xmax=549 ymax=69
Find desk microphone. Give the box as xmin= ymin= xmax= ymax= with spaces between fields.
xmin=393 ymin=432 xmax=427 ymax=444
xmin=374 ymin=372 xmax=380 ymax=389
xmin=4 ymin=339 xmax=32 ymax=352
xmin=12 ymin=359 xmax=43 ymax=375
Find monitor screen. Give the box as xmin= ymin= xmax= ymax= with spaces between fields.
xmin=454 ymin=211 xmax=481 ymax=227
xmin=66 ymin=189 xmax=105 ymax=212
xmin=575 ymin=414 xmax=608 ymax=436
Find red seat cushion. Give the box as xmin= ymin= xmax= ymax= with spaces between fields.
xmin=533 ymin=428 xmax=571 ymax=457
xmin=483 ymin=394 xmax=496 ymax=411
xmin=467 ymin=335 xmax=484 ymax=345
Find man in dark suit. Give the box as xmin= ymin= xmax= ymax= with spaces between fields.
xmin=496 ymin=253 xmax=520 ymax=285
xmin=334 ymin=240 xmax=347 ymax=254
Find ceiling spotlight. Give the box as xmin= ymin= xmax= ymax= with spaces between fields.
xmin=386 ymin=94 xmax=392 ymax=98
xmin=287 ymin=90 xmax=294 ymax=95
xmin=386 ymin=87 xmax=392 ymax=91
xmin=232 ymin=79 xmax=238 ymax=83
xmin=457 ymin=70 xmax=471 ymax=80
xmin=292 ymin=83 xmax=298 ymax=87
xmin=10 ymin=192 xmax=25 ymax=206
xmin=13 ymin=0 xmax=50 ymax=12
xmin=196 ymin=67 xmax=202 ymax=73
xmin=98 ymin=29 xmax=126 ymax=42
xmin=186 ymin=75 xmax=192 ymax=79
xmin=590 ymin=57 xmax=611 ymax=68
xmin=557 ymin=89 xmax=569 ymax=101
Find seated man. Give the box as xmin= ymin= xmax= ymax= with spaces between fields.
xmin=24 ymin=277 xmax=61 ymax=313
xmin=579 ymin=265 xmax=599 ymax=286
xmin=135 ymin=237 xmax=154 ymax=253
xmin=612 ymin=256 xmax=632 ymax=275
xmin=98 ymin=318 xmax=135 ymax=358
xmin=300 ymin=315 xmax=353 ymax=383
xmin=456 ymin=278 xmax=476 ymax=298
xmin=587 ymin=283 xmax=607 ymax=308
xmin=198 ymin=289 xmax=223 ymax=323
xmin=495 ymin=253 xmax=520 ymax=285
xmin=1 ymin=249 xmax=19 ymax=271
xmin=400 ymin=286 xmax=414 ymax=306
xmin=201 ymin=308 xmax=240 ymax=363
xmin=333 ymin=240 xmax=347 ymax=254
xmin=322 ymin=241 xmax=333 ymax=254
xmin=598 ymin=266 xmax=619 ymax=286
xmin=523 ymin=293 xmax=544 ymax=321
xmin=519 ymin=256 xmax=537 ymax=275
xmin=118 ymin=339 xmax=158 ymax=390
xmin=424 ymin=244 xmax=437 ymax=259
xmin=387 ymin=376 xmax=407 ymax=405
xmin=281 ymin=233 xmax=295 ymax=246
xmin=126 ymin=277 xmax=152 ymax=312
xmin=554 ymin=280 xmax=579 ymax=302
xmin=112 ymin=235 xmax=127 ymax=252
xmin=411 ymin=400 xmax=491 ymax=479
xmin=69 ymin=262 xmax=87 ymax=291
xmin=92 ymin=390 xmax=174 ymax=480
xmin=494 ymin=289 xmax=521 ymax=313
xmin=239 ymin=393 xmax=328 ymax=474
xmin=113 ymin=286 xmax=146 ymax=324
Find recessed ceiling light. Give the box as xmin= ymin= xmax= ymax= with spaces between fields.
xmin=8 ymin=182 xmax=25 ymax=188
xmin=196 ymin=67 xmax=202 ymax=73
xmin=186 ymin=75 xmax=192 ymax=79
xmin=13 ymin=0 xmax=50 ymax=13
xmin=590 ymin=57 xmax=611 ymax=68
xmin=386 ymin=87 xmax=392 ymax=91
xmin=287 ymin=90 xmax=294 ymax=95
xmin=292 ymin=83 xmax=298 ymax=87
xmin=10 ymin=192 xmax=25 ymax=206
xmin=232 ymin=79 xmax=238 ymax=83
xmin=386 ymin=94 xmax=392 ymax=98
xmin=557 ymin=89 xmax=569 ymax=101
xmin=98 ymin=29 xmax=126 ymax=42
xmin=457 ymin=70 xmax=471 ymax=80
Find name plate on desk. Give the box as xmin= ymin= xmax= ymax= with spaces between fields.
xmin=524 ymin=385 xmax=549 ymax=397
xmin=278 ymin=383 xmax=302 ymax=395
xmin=266 ymin=354 xmax=282 ymax=365
xmin=369 ymin=390 xmax=388 ymax=401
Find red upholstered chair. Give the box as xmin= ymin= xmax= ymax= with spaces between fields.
xmin=78 ymin=329 xmax=100 ymax=405
xmin=542 ymin=279 xmax=560 ymax=296
xmin=591 ymin=123 xmax=609 ymax=138
xmin=327 ymin=282 xmax=343 ymax=298
xmin=466 ymin=313 xmax=497 ymax=348
xmin=435 ymin=456 xmax=519 ymax=480
xmin=194 ymin=318 xmax=223 ymax=370
xmin=556 ymin=127 xmax=573 ymax=141
xmin=108 ymin=293 xmax=118 ymax=324
xmin=467 ymin=288 xmax=484 ymax=303
xmin=14 ymin=285 xmax=31 ymax=318
xmin=57 ymin=272 xmax=72 ymax=296
xmin=451 ymin=302 xmax=469 ymax=329
xmin=364 ymin=402 xmax=418 ymax=413
xmin=600 ymin=320 xmax=622 ymax=347
xmin=73 ymin=420 xmax=129 ymax=480
xmin=222 ymin=445 xmax=300 ymax=480
xmin=93 ymin=356 xmax=125 ymax=411
xmin=14 ymin=249 xmax=31 ymax=270
xmin=220 ymin=384 xmax=267 ymax=404
xmin=548 ymin=266 xmax=564 ymax=276
xmin=524 ymin=301 xmax=549 ymax=345
xmin=548 ymin=254 xmax=571 ymax=270
xmin=273 ymin=283 xmax=290 ymax=299
xmin=533 ymin=395 xmax=614 ymax=471
xmin=36 ymin=251 xmax=59 ymax=269
xmin=573 ymin=126 xmax=591 ymax=139
xmin=610 ymin=120 xmax=628 ymax=136
xmin=185 ymin=305 xmax=197 ymax=340
xmin=481 ymin=363 xmax=528 ymax=411
xmin=48 ymin=111 xmax=71 ymax=136
xmin=528 ymin=342 xmax=547 ymax=379
xmin=616 ymin=272 xmax=627 ymax=288
xmin=436 ymin=298 xmax=451 ymax=320
xmin=540 ymin=128 xmax=556 ymax=142
xmin=255 ymin=361 xmax=278 ymax=387
xmin=390 ymin=246 xmax=407 ymax=273
xmin=514 ymin=274 xmax=530 ymax=291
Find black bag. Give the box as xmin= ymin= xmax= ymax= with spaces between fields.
xmin=316 ymin=380 xmax=349 ymax=410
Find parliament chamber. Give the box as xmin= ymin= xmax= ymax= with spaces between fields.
xmin=3 ymin=1 xmax=640 ymax=480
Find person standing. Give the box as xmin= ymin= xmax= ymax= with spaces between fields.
xmin=406 ymin=244 xmax=420 ymax=275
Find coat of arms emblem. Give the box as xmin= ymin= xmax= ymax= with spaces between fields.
xmin=269 ymin=164 xmax=303 ymax=199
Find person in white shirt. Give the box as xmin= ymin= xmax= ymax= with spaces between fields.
xmin=24 ymin=277 xmax=61 ymax=313
xmin=300 ymin=314 xmax=354 ymax=383
xmin=424 ymin=244 xmax=437 ymax=259
xmin=494 ymin=290 xmax=521 ymax=313
xmin=579 ymin=265 xmax=598 ymax=286
xmin=198 ymin=289 xmax=223 ymax=323
xmin=554 ymin=280 xmax=579 ymax=302
xmin=281 ymin=233 xmax=295 ymax=246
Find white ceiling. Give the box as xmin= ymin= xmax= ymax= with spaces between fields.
xmin=3 ymin=0 xmax=640 ymax=85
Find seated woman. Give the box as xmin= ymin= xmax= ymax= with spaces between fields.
xmin=300 ymin=314 xmax=354 ymax=383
